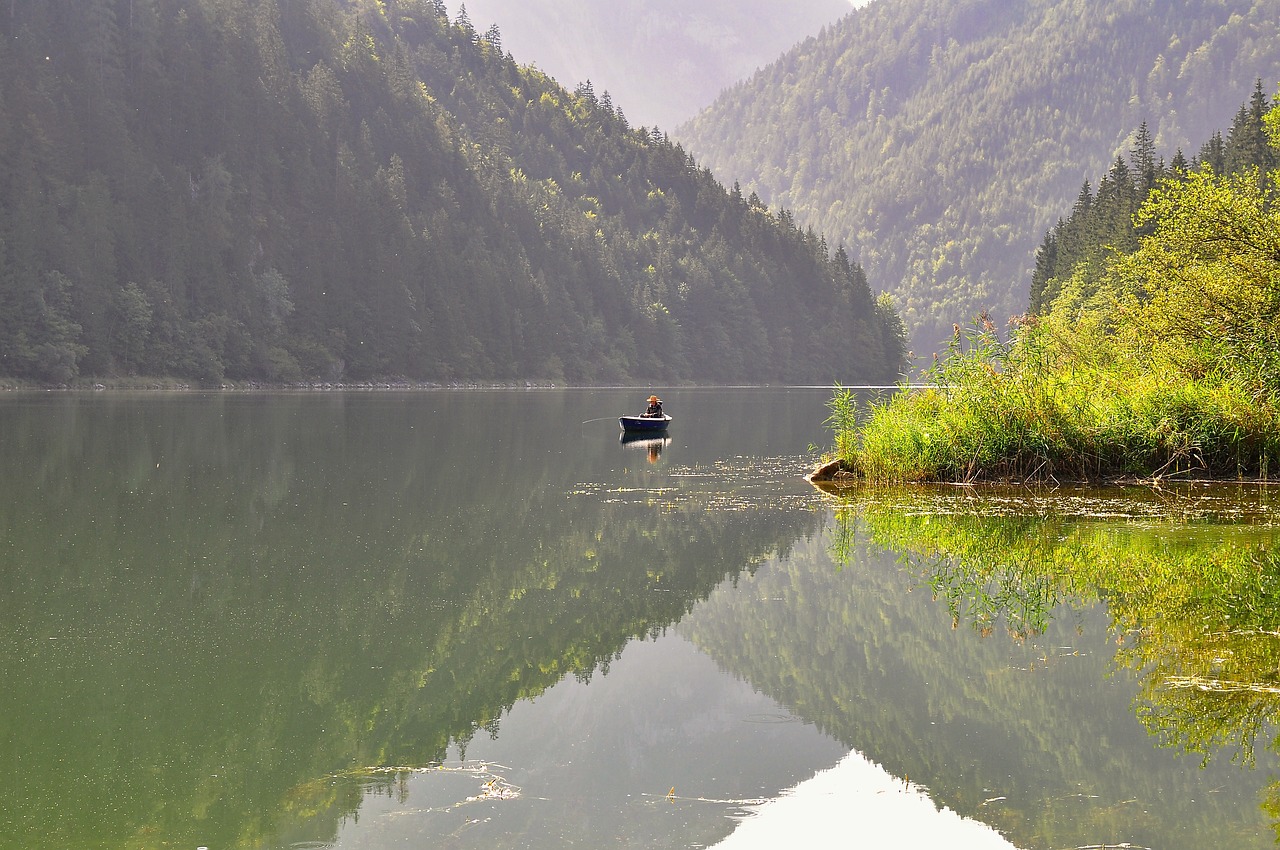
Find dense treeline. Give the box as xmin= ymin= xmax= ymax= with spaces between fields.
xmin=824 ymin=83 xmax=1280 ymax=483
xmin=1031 ymin=82 xmax=1278 ymax=312
xmin=680 ymin=0 xmax=1280 ymax=354
xmin=0 ymin=0 xmax=905 ymax=386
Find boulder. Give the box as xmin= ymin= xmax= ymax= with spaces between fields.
xmin=807 ymin=458 xmax=846 ymax=482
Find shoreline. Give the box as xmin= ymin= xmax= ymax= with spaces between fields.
xmin=806 ymin=459 xmax=1280 ymax=490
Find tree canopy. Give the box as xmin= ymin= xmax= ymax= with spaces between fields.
xmin=824 ymin=83 xmax=1280 ymax=484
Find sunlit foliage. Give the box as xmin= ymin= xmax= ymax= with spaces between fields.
xmin=827 ymin=87 xmax=1280 ymax=483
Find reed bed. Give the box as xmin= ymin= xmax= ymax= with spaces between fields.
xmin=829 ymin=320 xmax=1280 ymax=484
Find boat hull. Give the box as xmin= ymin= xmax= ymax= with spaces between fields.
xmin=619 ymin=414 xmax=671 ymax=433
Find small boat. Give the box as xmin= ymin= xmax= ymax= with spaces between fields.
xmin=619 ymin=414 xmax=671 ymax=433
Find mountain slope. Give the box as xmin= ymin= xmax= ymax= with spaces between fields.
xmin=448 ymin=0 xmax=854 ymax=131
xmin=678 ymin=0 xmax=1280 ymax=355
xmin=0 ymin=0 xmax=904 ymax=385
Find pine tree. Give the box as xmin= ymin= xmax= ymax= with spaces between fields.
xmin=483 ymin=23 xmax=501 ymax=52
xmin=1197 ymin=131 xmax=1227 ymax=173
xmin=1224 ymin=79 xmax=1275 ymax=179
xmin=1029 ymin=226 xmax=1058 ymax=313
xmin=1130 ymin=121 xmax=1157 ymax=194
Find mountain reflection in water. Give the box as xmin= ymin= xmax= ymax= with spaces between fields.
xmin=2 ymin=390 xmax=1276 ymax=849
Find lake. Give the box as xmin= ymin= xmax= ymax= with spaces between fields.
xmin=2 ymin=387 xmax=1278 ymax=849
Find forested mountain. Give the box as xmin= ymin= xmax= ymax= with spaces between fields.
xmin=0 ymin=0 xmax=904 ymax=386
xmin=446 ymin=0 xmax=855 ymax=131
xmin=679 ymin=0 xmax=1280 ymax=355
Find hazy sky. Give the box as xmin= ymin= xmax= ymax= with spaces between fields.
xmin=444 ymin=0 xmax=862 ymax=128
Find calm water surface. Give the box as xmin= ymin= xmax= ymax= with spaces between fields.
xmin=1 ymin=388 xmax=1277 ymax=849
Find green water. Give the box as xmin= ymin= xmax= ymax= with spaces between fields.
xmin=1 ymin=388 xmax=1277 ymax=849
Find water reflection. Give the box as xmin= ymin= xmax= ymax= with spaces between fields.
xmin=0 ymin=391 xmax=828 ymax=850
xmin=710 ymin=750 xmax=1018 ymax=850
xmin=6 ymin=390 xmax=1278 ymax=849
xmin=786 ymin=483 xmax=1280 ymax=847
xmin=619 ymin=432 xmax=670 ymax=464
xmin=322 ymin=635 xmax=846 ymax=849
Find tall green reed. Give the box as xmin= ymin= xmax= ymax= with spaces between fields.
xmin=827 ymin=313 xmax=1280 ymax=483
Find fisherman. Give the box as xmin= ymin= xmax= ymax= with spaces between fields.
xmin=642 ymin=395 xmax=663 ymax=417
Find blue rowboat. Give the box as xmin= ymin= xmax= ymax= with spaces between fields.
xmin=619 ymin=414 xmax=671 ymax=433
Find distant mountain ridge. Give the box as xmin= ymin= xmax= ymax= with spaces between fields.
xmin=678 ymin=0 xmax=1280 ymax=355
xmin=446 ymin=0 xmax=854 ymax=130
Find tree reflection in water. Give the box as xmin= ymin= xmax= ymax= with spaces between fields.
xmin=827 ymin=482 xmax=1280 ymax=840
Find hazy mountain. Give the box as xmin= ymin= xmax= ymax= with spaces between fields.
xmin=0 ymin=0 xmax=904 ymax=386
xmin=678 ymin=0 xmax=1280 ymax=355
xmin=446 ymin=0 xmax=856 ymax=130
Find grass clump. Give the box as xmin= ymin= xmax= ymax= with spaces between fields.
xmin=830 ymin=311 xmax=1280 ymax=484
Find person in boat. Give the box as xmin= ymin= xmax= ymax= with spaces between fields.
xmin=642 ymin=395 xmax=663 ymax=417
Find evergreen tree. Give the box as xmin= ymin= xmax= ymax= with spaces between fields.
xmin=1130 ymin=121 xmax=1158 ymax=195
xmin=1224 ymin=79 xmax=1275 ymax=179
xmin=1032 ymin=87 xmax=1280 ymax=323
xmin=1197 ymin=130 xmax=1227 ymax=173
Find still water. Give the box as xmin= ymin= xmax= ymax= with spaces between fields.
xmin=1 ymin=388 xmax=1278 ymax=849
